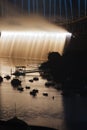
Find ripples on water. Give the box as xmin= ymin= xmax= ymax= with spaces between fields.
xmin=0 ymin=58 xmax=65 ymax=130
xmin=1 ymin=58 xmax=87 ymax=130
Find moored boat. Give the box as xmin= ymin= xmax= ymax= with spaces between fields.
xmin=43 ymin=92 xmax=48 ymax=96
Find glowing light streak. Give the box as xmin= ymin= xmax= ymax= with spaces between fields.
xmin=33 ymin=0 xmax=35 ymax=13
xmin=36 ymin=0 xmax=38 ymax=14
xmin=54 ymin=0 xmax=56 ymax=20
xmin=28 ymin=0 xmax=30 ymax=14
xmin=1 ymin=1 xmax=4 ymax=16
xmin=0 ymin=30 xmax=72 ymax=59
xmin=59 ymin=0 xmax=62 ymax=18
xmin=40 ymin=36 xmax=48 ymax=59
xmin=69 ymin=0 xmax=73 ymax=19
xmin=29 ymin=33 xmax=37 ymax=59
xmin=49 ymin=0 xmax=51 ymax=21
xmin=9 ymin=36 xmax=16 ymax=57
xmin=52 ymin=36 xmax=59 ymax=51
xmin=1 ymin=31 xmax=72 ymax=38
xmin=43 ymin=0 xmax=45 ymax=17
xmin=64 ymin=0 xmax=67 ymax=20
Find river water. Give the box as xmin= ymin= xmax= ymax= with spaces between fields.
xmin=1 ymin=58 xmax=87 ymax=130
xmin=0 ymin=58 xmax=66 ymax=130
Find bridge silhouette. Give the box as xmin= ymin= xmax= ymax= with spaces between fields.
xmin=24 ymin=69 xmax=42 ymax=74
xmin=11 ymin=68 xmax=43 ymax=76
xmin=0 ymin=0 xmax=87 ymax=49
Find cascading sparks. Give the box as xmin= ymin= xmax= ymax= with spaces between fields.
xmin=0 ymin=30 xmax=71 ymax=60
xmin=0 ymin=14 xmax=72 ymax=60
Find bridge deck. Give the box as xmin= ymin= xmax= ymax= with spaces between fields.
xmin=24 ymin=69 xmax=42 ymax=73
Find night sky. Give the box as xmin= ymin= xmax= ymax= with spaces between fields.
xmin=7 ymin=0 xmax=87 ymax=19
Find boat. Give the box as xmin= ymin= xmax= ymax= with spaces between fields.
xmin=12 ymin=70 xmax=25 ymax=76
xmin=12 ymin=66 xmax=26 ymax=76
xmin=30 ymin=89 xmax=39 ymax=96
xmin=43 ymin=92 xmax=48 ymax=96
xmin=29 ymin=79 xmax=33 ymax=82
xmin=4 ymin=75 xmax=11 ymax=80
xmin=11 ymin=78 xmax=21 ymax=87
xmin=25 ymin=86 xmax=30 ymax=89
xmin=17 ymin=86 xmax=24 ymax=91
xmin=33 ymin=77 xmax=39 ymax=81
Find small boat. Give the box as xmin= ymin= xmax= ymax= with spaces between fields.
xmin=33 ymin=77 xmax=39 ymax=81
xmin=17 ymin=86 xmax=24 ymax=91
xmin=11 ymin=78 xmax=21 ymax=87
xmin=30 ymin=91 xmax=37 ymax=96
xmin=43 ymin=92 xmax=48 ymax=96
xmin=30 ymin=89 xmax=39 ymax=96
xmin=29 ymin=79 xmax=33 ymax=82
xmin=25 ymin=86 xmax=30 ymax=89
xmin=12 ymin=66 xmax=26 ymax=76
xmin=4 ymin=75 xmax=11 ymax=80
xmin=12 ymin=70 xmax=25 ymax=76
xmin=33 ymin=89 xmax=39 ymax=93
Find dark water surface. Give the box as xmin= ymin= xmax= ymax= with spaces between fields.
xmin=0 ymin=58 xmax=87 ymax=130
xmin=0 ymin=58 xmax=65 ymax=130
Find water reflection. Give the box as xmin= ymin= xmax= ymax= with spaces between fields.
xmin=0 ymin=58 xmax=65 ymax=130
xmin=1 ymin=58 xmax=87 ymax=130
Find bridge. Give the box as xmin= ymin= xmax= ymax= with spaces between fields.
xmin=11 ymin=68 xmax=43 ymax=76
xmin=24 ymin=69 xmax=42 ymax=73
xmin=0 ymin=0 xmax=87 ymax=51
